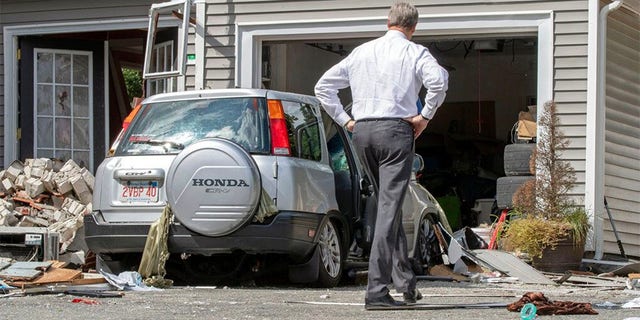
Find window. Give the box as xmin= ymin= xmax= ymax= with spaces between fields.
xmin=281 ymin=101 xmax=321 ymax=161
xmin=117 ymin=97 xmax=269 ymax=156
xmin=34 ymin=49 xmax=93 ymax=169
xmin=143 ymin=0 xmax=191 ymax=79
xmin=147 ymin=40 xmax=175 ymax=95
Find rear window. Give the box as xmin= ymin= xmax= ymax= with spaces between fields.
xmin=116 ymin=97 xmax=270 ymax=155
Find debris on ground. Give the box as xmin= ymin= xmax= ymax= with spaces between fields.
xmin=0 ymin=258 xmax=123 ymax=298
xmin=507 ymin=291 xmax=599 ymax=315
xmin=0 ymin=158 xmax=94 ymax=258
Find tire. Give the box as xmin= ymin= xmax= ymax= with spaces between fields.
xmin=412 ymin=215 xmax=444 ymax=275
xmin=495 ymin=176 xmax=534 ymax=209
xmin=316 ymin=219 xmax=343 ymax=287
xmin=503 ymin=143 xmax=535 ymax=176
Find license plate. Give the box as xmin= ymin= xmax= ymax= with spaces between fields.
xmin=119 ymin=181 xmax=159 ymax=203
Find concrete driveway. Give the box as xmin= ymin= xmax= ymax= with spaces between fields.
xmin=2 ymin=280 xmax=639 ymax=319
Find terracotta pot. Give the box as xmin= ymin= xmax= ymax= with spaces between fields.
xmin=531 ymin=234 xmax=585 ymax=273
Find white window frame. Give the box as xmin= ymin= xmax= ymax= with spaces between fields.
xmin=33 ymin=48 xmax=94 ymax=170
xmin=236 ymin=11 xmax=554 ymax=112
xmin=143 ymin=0 xmax=191 ymax=80
xmin=147 ymin=40 xmax=175 ymax=95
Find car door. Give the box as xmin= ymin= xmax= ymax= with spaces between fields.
xmin=323 ymin=115 xmax=377 ymax=253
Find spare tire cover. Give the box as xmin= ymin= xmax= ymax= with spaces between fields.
xmin=166 ymin=138 xmax=261 ymax=236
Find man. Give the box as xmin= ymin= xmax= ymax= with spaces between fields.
xmin=314 ymin=2 xmax=448 ymax=310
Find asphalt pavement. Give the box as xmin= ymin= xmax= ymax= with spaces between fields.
xmin=2 ymin=279 xmax=639 ymax=319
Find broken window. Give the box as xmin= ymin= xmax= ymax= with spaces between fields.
xmin=34 ymin=49 xmax=93 ymax=169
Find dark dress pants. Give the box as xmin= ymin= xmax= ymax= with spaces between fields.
xmin=352 ymin=119 xmax=416 ymax=299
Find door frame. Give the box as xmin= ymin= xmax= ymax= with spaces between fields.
xmin=3 ymin=17 xmax=185 ymax=168
xmin=236 ymin=11 xmax=555 ymax=111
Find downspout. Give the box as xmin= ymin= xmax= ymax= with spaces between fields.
xmin=590 ymin=0 xmax=623 ymax=260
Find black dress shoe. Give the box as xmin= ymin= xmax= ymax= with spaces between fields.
xmin=364 ymin=293 xmax=406 ymax=310
xmin=403 ymin=288 xmax=423 ymax=304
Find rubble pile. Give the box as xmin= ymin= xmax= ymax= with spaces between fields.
xmin=0 ymin=158 xmax=94 ymax=253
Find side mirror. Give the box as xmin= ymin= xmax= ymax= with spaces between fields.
xmin=412 ymin=154 xmax=424 ymax=173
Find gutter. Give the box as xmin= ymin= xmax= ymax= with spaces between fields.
xmin=591 ymin=0 xmax=624 ymax=260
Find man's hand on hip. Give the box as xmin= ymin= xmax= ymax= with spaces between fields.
xmin=407 ymin=115 xmax=429 ymax=139
xmin=344 ymin=119 xmax=355 ymax=132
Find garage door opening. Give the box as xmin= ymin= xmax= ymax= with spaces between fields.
xmin=261 ymin=36 xmax=538 ymax=230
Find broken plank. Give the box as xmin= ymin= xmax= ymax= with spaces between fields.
xmin=69 ymin=277 xmax=108 ymax=285
xmin=32 ymin=267 xmax=82 ymax=284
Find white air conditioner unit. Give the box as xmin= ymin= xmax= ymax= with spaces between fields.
xmin=0 ymin=227 xmax=59 ymax=261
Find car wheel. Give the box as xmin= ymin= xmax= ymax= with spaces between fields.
xmin=413 ymin=215 xmax=443 ymax=275
xmin=316 ymin=219 xmax=343 ymax=287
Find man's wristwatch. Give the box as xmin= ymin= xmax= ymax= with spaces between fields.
xmin=420 ymin=114 xmax=430 ymax=121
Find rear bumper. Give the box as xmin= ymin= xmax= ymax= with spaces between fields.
xmin=84 ymin=210 xmax=322 ymax=261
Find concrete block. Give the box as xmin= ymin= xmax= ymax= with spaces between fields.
xmin=80 ymin=168 xmax=95 ymax=192
xmin=60 ymin=159 xmax=81 ymax=174
xmin=51 ymin=194 xmax=65 ymax=209
xmin=63 ymin=198 xmax=86 ymax=216
xmin=77 ymin=192 xmax=92 ymax=205
xmin=30 ymin=166 xmax=45 ymax=178
xmin=70 ymin=175 xmax=89 ymax=194
xmin=14 ymin=175 xmax=26 ymax=190
xmin=23 ymin=165 xmax=32 ymax=178
xmin=5 ymin=160 xmax=24 ymax=181
xmin=1 ymin=178 xmax=14 ymax=193
xmin=33 ymin=158 xmax=52 ymax=170
xmin=25 ymin=178 xmax=45 ymax=198
xmin=55 ymin=177 xmax=73 ymax=194
xmin=41 ymin=171 xmax=56 ymax=192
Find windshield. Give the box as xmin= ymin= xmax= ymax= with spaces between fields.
xmin=116 ymin=97 xmax=270 ymax=155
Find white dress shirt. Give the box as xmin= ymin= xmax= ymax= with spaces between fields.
xmin=315 ymin=30 xmax=449 ymax=127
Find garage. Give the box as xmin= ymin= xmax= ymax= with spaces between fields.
xmin=260 ymin=35 xmax=538 ymax=230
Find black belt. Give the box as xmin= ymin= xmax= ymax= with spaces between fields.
xmin=357 ymin=117 xmax=412 ymax=125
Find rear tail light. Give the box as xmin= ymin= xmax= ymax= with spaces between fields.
xmin=267 ymin=99 xmax=291 ymax=156
xmin=107 ymin=102 xmax=142 ymax=157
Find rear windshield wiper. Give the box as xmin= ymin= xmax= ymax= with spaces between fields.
xmin=132 ymin=139 xmax=185 ymax=151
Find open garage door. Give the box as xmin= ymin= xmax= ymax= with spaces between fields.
xmin=262 ymin=36 xmax=537 ymax=230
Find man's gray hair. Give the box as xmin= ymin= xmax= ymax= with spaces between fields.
xmin=388 ymin=2 xmax=419 ymax=29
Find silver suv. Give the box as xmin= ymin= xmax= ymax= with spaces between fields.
xmin=85 ymin=89 xmax=450 ymax=287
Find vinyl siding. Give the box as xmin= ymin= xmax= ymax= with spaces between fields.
xmin=604 ymin=4 xmax=640 ymax=257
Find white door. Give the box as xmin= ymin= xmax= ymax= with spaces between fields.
xmin=34 ymin=49 xmax=93 ymax=170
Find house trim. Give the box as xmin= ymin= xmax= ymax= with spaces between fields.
xmin=3 ymin=18 xmax=181 ymax=167
xmin=236 ymin=11 xmax=554 ymax=111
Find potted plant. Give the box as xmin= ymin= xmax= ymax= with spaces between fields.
xmin=500 ymin=101 xmax=590 ymax=272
